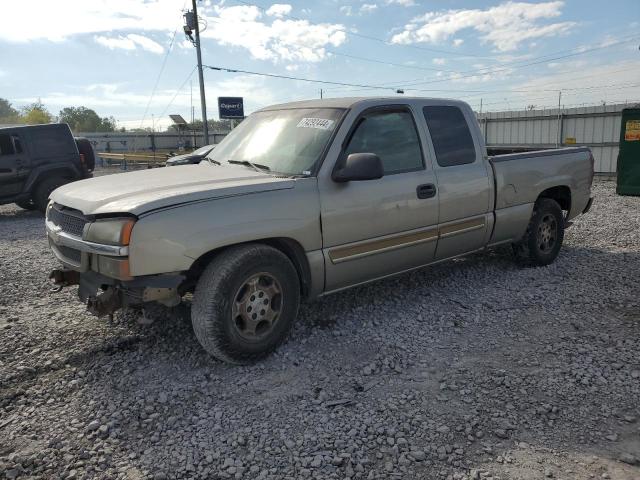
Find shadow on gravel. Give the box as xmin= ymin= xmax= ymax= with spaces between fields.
xmin=114 ymin=243 xmax=640 ymax=355
xmin=0 ymin=208 xmax=42 ymax=221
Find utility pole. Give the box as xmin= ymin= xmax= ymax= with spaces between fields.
xmin=188 ymin=0 xmax=209 ymax=144
xmin=556 ymin=90 xmax=562 ymax=147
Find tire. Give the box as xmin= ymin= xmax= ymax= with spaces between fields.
xmin=513 ymin=198 xmax=564 ymax=266
xmin=192 ymin=244 xmax=300 ymax=364
xmin=75 ymin=138 xmax=96 ymax=171
xmin=15 ymin=199 xmax=36 ymax=210
xmin=33 ymin=177 xmax=68 ymax=213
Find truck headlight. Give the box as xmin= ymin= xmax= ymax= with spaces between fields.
xmin=84 ymin=218 xmax=135 ymax=246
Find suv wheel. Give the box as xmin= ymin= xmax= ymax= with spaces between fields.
xmin=192 ymin=244 xmax=300 ymax=364
xmin=33 ymin=177 xmax=68 ymax=213
xmin=16 ymin=199 xmax=36 ymax=210
xmin=513 ymin=198 xmax=564 ymax=266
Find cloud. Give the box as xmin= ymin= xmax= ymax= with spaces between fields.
xmin=360 ymin=4 xmax=378 ymax=14
xmin=266 ymin=4 xmax=292 ymax=18
xmin=95 ymin=33 xmax=164 ymax=54
xmin=385 ymin=0 xmax=416 ymax=6
xmin=391 ymin=1 xmax=576 ymax=51
xmin=432 ymin=58 xmax=446 ymax=65
xmin=201 ymin=4 xmax=346 ymax=63
xmin=339 ymin=6 xmax=353 ymax=16
xmin=453 ymin=38 xmax=464 ymax=47
xmin=0 ymin=1 xmax=345 ymax=65
xmin=0 ymin=0 xmax=182 ymax=42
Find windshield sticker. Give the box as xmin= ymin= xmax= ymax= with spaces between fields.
xmin=297 ymin=118 xmax=335 ymax=130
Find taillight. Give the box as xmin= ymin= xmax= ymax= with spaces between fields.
xmin=79 ymin=153 xmax=85 ymax=164
xmin=588 ymin=151 xmax=594 ymax=185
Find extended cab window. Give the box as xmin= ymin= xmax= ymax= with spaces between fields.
xmin=344 ymin=110 xmax=423 ymax=174
xmin=423 ymin=106 xmax=476 ymax=167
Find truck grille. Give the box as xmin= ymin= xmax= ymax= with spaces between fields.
xmin=48 ymin=203 xmax=89 ymax=238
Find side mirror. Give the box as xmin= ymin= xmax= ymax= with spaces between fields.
xmin=332 ymin=153 xmax=384 ymax=183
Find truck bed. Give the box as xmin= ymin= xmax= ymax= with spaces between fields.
xmin=487 ymin=147 xmax=594 ymax=246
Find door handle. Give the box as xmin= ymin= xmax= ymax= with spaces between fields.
xmin=416 ymin=183 xmax=436 ymax=199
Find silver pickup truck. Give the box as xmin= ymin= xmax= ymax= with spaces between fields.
xmin=46 ymin=97 xmax=594 ymax=363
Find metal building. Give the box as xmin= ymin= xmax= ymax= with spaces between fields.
xmin=477 ymin=103 xmax=630 ymax=174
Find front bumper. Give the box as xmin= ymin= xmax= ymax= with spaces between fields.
xmin=46 ymin=216 xmax=184 ymax=317
xmin=49 ymin=268 xmax=185 ymax=317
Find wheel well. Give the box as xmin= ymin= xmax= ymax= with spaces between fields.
xmin=538 ymin=186 xmax=571 ymax=212
xmin=185 ymin=238 xmax=312 ymax=298
xmin=28 ymin=168 xmax=74 ymax=192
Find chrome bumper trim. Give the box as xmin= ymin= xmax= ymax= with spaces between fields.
xmin=46 ymin=220 xmax=129 ymax=257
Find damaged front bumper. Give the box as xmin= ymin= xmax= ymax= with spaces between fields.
xmin=49 ymin=269 xmax=185 ymax=317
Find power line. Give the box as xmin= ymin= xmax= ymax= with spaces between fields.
xmin=204 ymin=62 xmax=640 ymax=101
xmin=158 ymin=66 xmax=198 ymax=120
xmin=136 ymin=6 xmax=189 ymax=130
xmin=326 ymin=36 xmax=639 ymax=92
xmin=204 ymin=65 xmax=404 ymax=92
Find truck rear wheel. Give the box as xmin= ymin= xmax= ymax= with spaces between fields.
xmin=34 ymin=177 xmax=68 ymax=213
xmin=513 ymin=198 xmax=564 ymax=266
xmin=192 ymin=244 xmax=300 ymax=364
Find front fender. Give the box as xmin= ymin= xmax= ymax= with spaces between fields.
xmin=127 ymin=178 xmax=322 ymax=276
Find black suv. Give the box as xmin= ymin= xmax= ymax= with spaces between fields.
xmin=0 ymin=123 xmax=94 ymax=212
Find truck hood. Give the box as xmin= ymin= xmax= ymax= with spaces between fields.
xmin=50 ymin=163 xmax=295 ymax=216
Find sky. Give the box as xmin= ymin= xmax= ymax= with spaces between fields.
xmin=0 ymin=0 xmax=639 ymax=130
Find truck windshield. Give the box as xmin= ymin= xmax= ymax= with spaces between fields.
xmin=208 ymin=108 xmax=344 ymax=175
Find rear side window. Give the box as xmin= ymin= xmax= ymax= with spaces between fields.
xmin=344 ymin=110 xmax=423 ymax=174
xmin=423 ymin=106 xmax=476 ymax=167
xmin=31 ymin=127 xmax=76 ymax=158
xmin=0 ymin=134 xmax=14 ymax=155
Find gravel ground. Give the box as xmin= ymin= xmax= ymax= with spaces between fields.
xmin=0 ymin=180 xmax=639 ymax=480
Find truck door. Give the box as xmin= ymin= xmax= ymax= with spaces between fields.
xmin=0 ymin=133 xmax=27 ymax=198
xmin=319 ymin=106 xmax=439 ymax=292
xmin=422 ymin=105 xmax=492 ymax=260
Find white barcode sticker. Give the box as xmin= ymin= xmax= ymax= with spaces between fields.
xmin=297 ymin=117 xmax=335 ymax=130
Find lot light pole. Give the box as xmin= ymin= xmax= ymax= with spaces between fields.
xmin=184 ymin=0 xmax=209 ymax=144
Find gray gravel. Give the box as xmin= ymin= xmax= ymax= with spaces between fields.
xmin=1 ymin=180 xmax=639 ymax=480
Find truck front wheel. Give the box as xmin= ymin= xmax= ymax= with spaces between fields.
xmin=192 ymin=244 xmax=300 ymax=364
xmin=513 ymin=198 xmax=565 ymax=266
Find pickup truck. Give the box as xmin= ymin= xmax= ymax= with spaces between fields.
xmin=46 ymin=97 xmax=594 ymax=364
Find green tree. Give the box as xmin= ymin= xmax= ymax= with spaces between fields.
xmin=0 ymin=98 xmax=20 ymax=123
xmin=59 ymin=106 xmax=116 ymax=132
xmin=21 ymin=100 xmax=53 ymax=125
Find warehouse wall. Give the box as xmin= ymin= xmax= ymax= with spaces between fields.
xmin=76 ymin=131 xmax=229 ymax=155
xmin=477 ymin=103 xmax=631 ymax=173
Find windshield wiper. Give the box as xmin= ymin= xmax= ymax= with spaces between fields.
xmin=206 ymin=157 xmax=221 ymax=165
xmin=227 ymin=159 xmax=271 ymax=173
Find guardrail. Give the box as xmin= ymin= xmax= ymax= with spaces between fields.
xmin=98 ymin=152 xmax=172 ymax=169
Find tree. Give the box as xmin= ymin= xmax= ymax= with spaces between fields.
xmin=58 ymin=106 xmax=116 ymax=132
xmin=0 ymin=98 xmax=20 ymax=123
xmin=21 ymin=100 xmax=53 ymax=125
